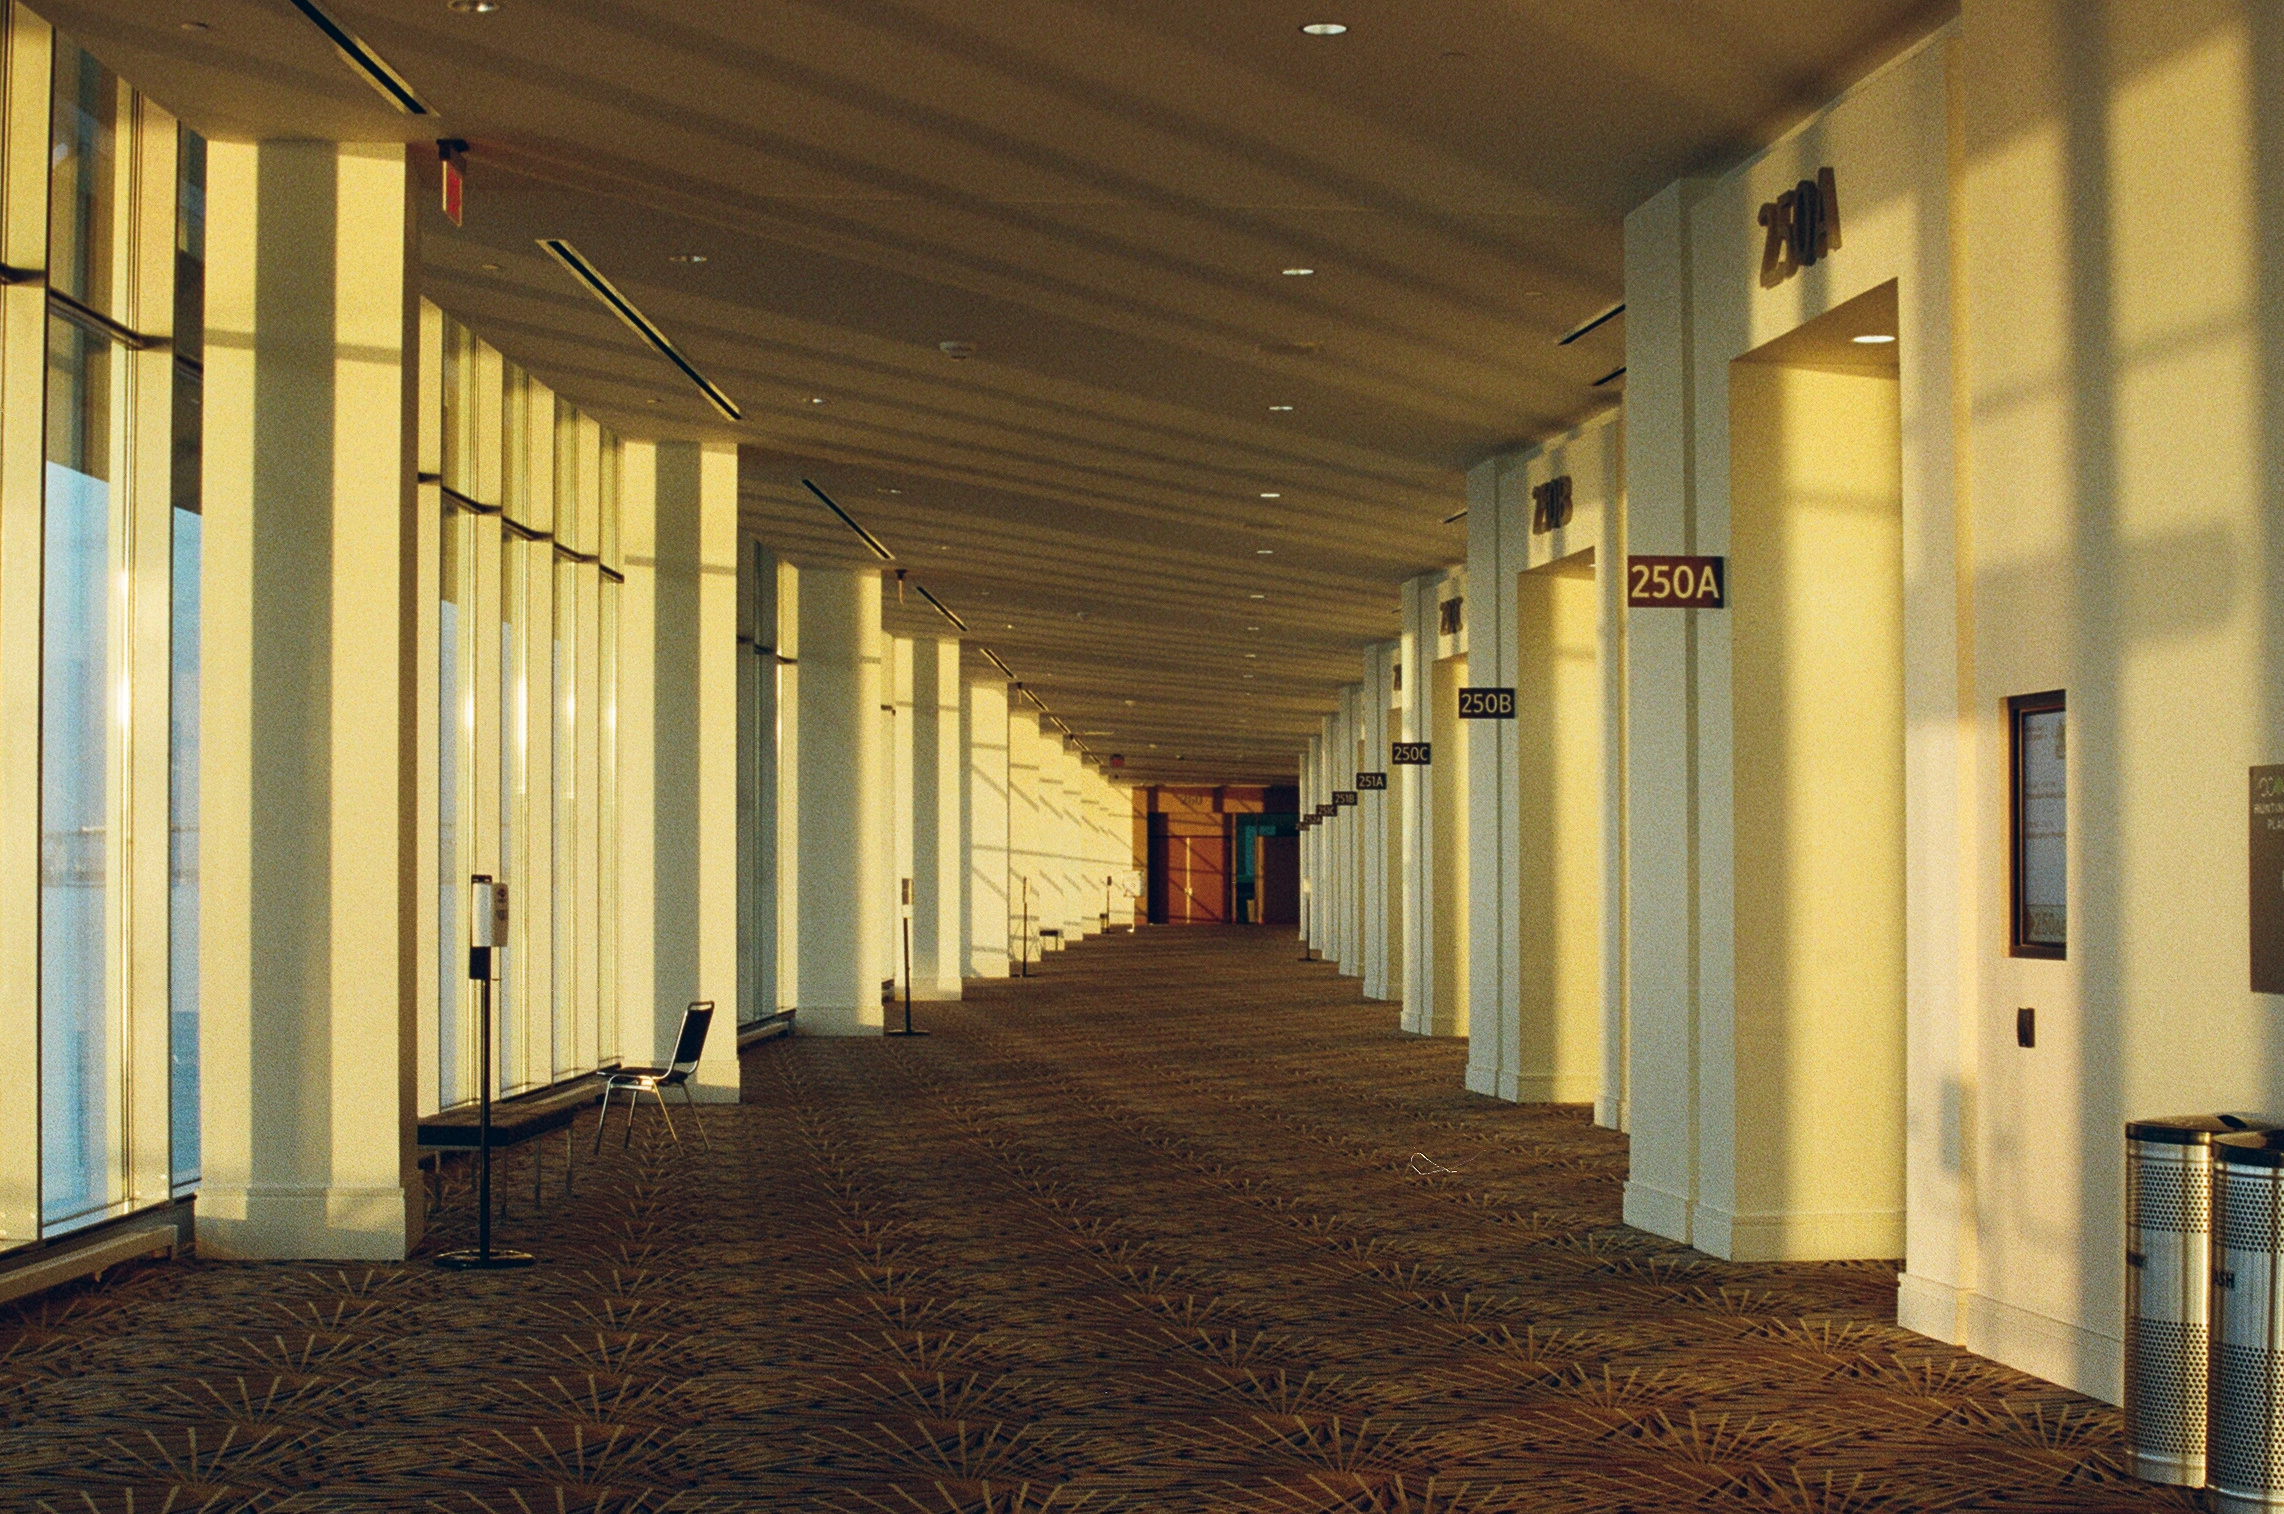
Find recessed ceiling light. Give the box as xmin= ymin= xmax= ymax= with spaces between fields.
xmin=644 ymin=398 xmax=660 ymax=405
xmin=1256 ymin=549 xmax=1274 ymax=555
xmin=807 ymin=396 xmax=826 ymax=405
xmin=179 ymin=19 xmax=210 ymax=30
xmin=480 ymin=261 xmax=501 ymax=271
xmin=1245 ymin=653 xmax=1257 ymax=659
xmin=939 ymin=340 xmax=977 ymax=358
xmin=1300 ymin=22 xmax=1347 ymax=35
xmin=1268 ymin=404 xmax=1295 ymax=412
xmin=1283 ymin=267 xmax=1315 ymax=277
xmin=1249 ymin=593 xmax=1267 ymax=600
xmin=1259 ymin=492 xmax=1281 ymax=499
xmin=1854 ymin=333 xmax=1896 ymax=344
xmin=1124 ymin=700 xmax=1136 ymax=707
xmin=447 ymin=0 xmax=500 ymax=10
xmin=1246 ymin=625 xmax=1261 ymax=631
xmin=668 ymin=253 xmax=707 ymax=263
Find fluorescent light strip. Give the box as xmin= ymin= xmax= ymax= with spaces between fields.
xmin=799 ymin=478 xmax=894 ymax=561
xmin=1557 ymin=301 xmax=1625 ymax=346
xmin=538 ymin=239 xmax=742 ymax=420
xmin=915 ymin=583 xmax=968 ymax=632
xmin=285 ymin=0 xmax=433 ymax=115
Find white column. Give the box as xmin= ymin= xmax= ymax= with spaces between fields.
xmin=1466 ymin=456 xmax=1515 ymax=1100
xmin=963 ymin=675 xmax=1010 ymax=977
xmin=198 ymin=142 xmax=420 ymax=1259
xmin=891 ymin=637 xmax=916 ymax=987
xmin=1360 ymin=645 xmax=1397 ymax=1001
xmin=909 ymin=638 xmax=964 ymax=998
xmin=792 ymin=567 xmax=891 ymax=1033
xmin=1007 ymin=709 xmax=1043 ymax=965
xmin=617 ymin=440 xmax=741 ymax=1099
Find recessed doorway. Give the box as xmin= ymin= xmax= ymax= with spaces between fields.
xmin=1515 ymin=546 xmax=1601 ymax=1102
xmin=1723 ymin=278 xmax=1906 ymax=1261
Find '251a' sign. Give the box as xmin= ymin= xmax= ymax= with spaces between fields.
xmin=1627 ymin=555 xmax=1725 ymax=609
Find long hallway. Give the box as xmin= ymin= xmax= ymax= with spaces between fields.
xmin=4 ymin=932 xmax=2172 ymax=1511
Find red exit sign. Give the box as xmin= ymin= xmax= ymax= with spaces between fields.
xmin=1628 ymin=555 xmax=1725 ymax=609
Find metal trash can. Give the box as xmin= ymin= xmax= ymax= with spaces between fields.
xmin=2209 ymin=1127 xmax=2284 ymax=1509
xmin=2127 ymin=1115 xmax=2277 ymax=1486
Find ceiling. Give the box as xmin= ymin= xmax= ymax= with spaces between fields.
xmin=51 ymin=0 xmax=1952 ymax=785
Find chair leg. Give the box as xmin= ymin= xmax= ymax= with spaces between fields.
xmin=533 ymin=1135 xmax=543 ymax=1209
xmin=565 ymin=1124 xmax=575 ymax=1196
xmin=650 ymin=1086 xmax=680 ymax=1146
xmin=681 ymin=1082 xmax=712 ymax=1152
xmin=622 ymin=1087 xmax=641 ymax=1149
xmin=593 ymin=1085 xmax=616 ymax=1155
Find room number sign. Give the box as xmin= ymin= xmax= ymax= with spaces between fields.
xmin=1457 ymin=688 xmax=1515 ymax=719
xmin=1628 ymin=555 xmax=1726 ymax=608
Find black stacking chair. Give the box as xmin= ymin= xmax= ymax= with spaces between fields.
xmin=595 ymin=1001 xmax=715 ymax=1153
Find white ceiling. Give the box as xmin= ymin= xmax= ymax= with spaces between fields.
xmin=51 ymin=0 xmax=1953 ymax=784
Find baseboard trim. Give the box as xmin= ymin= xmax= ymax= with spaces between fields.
xmin=194 ymin=1183 xmax=414 ymax=1261
xmin=1693 ymin=1201 xmax=1903 ymax=1262
xmin=1897 ymin=1270 xmax=1965 ymax=1342
xmin=1962 ymin=1288 xmax=2123 ymax=1405
xmin=1514 ymin=1073 xmax=1599 ymax=1105
xmin=1623 ymin=1180 xmax=1692 ymax=1244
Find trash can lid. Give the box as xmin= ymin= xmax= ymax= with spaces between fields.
xmin=2215 ymin=1130 xmax=2284 ymax=1167
xmin=2129 ymin=1114 xmax=2282 ymax=1145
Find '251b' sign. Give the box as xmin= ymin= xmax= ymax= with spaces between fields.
xmin=1627 ymin=555 xmax=1725 ymax=609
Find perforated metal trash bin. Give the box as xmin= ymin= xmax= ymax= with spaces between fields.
xmin=2126 ymin=1115 xmax=2278 ymax=1486
xmin=2209 ymin=1129 xmax=2284 ymax=1510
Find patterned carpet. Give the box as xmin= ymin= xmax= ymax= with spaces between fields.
xmin=0 ymin=927 xmax=2193 ymax=1512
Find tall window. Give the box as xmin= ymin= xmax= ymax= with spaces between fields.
xmin=30 ymin=36 xmax=183 ymax=1236
xmin=420 ymin=311 xmax=622 ymax=1112
xmin=169 ymin=128 xmax=205 ymax=1193
xmin=2010 ymin=691 xmax=2067 ymax=958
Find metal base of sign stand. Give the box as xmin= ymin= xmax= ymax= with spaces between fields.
xmin=436 ymin=1246 xmax=537 ymax=1270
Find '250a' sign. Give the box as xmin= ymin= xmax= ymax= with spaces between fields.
xmin=1627 ymin=555 xmax=1725 ymax=609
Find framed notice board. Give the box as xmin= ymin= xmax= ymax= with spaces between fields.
xmin=2009 ymin=691 xmax=2066 ymax=958
xmin=2254 ymin=767 xmax=2284 ymax=993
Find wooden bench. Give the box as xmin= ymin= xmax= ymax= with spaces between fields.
xmin=417 ymin=1075 xmax=606 ymax=1216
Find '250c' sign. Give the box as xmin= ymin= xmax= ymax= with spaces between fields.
xmin=1628 ymin=555 xmax=1725 ymax=609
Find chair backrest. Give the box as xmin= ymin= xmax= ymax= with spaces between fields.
xmin=665 ymin=1002 xmax=714 ymax=1080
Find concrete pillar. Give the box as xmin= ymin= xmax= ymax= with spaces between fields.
xmin=792 ymin=568 xmax=891 ymax=1033
xmin=1034 ymin=729 xmax=1065 ymax=950
xmin=617 ymin=440 xmax=741 ymax=1099
xmin=890 ymin=637 xmax=916 ymax=985
xmin=197 ymin=142 xmax=420 ymax=1259
xmin=738 ymin=547 xmax=798 ymax=1019
xmin=909 ymin=638 xmax=963 ymax=998
xmin=1008 ymin=710 xmax=1043 ymax=962
xmin=1360 ymin=645 xmax=1399 ymax=1001
xmin=963 ymin=675 xmax=1010 ymax=977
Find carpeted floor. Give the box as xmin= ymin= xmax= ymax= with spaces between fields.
xmin=0 ymin=928 xmax=2193 ymax=1512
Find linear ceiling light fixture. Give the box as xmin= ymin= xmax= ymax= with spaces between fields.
xmin=285 ymin=0 xmax=434 ymax=114
xmin=799 ymin=478 xmax=894 ymax=560
xmin=915 ymin=583 xmax=967 ymax=632
xmin=1557 ymin=302 xmax=1624 ymax=346
xmin=538 ymin=239 xmax=742 ymax=419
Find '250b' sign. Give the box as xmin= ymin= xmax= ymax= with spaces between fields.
xmin=1627 ymin=555 xmax=1725 ymax=609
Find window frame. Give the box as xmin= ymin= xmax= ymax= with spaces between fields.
xmin=2008 ymin=688 xmax=2067 ymax=960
